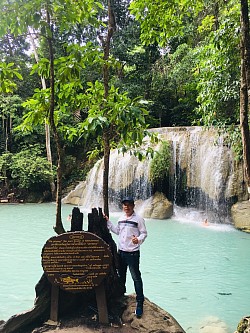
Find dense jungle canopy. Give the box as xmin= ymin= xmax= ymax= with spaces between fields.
xmin=0 ymin=0 xmax=249 ymax=231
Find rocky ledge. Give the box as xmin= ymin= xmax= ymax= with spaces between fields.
xmin=231 ymin=200 xmax=250 ymax=233
xmin=0 ymin=295 xmax=185 ymax=333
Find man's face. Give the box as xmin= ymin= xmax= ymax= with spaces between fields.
xmin=122 ymin=202 xmax=134 ymax=216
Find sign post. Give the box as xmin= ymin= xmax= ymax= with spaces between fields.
xmin=41 ymin=232 xmax=112 ymax=324
xmin=50 ymin=285 xmax=59 ymax=322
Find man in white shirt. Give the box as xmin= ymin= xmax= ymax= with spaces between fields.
xmin=105 ymin=197 xmax=147 ymax=318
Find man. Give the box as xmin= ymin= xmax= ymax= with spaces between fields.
xmin=104 ymin=197 xmax=147 ymax=318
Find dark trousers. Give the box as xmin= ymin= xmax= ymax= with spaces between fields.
xmin=118 ymin=250 xmax=144 ymax=303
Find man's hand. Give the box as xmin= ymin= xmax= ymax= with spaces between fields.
xmin=103 ymin=214 xmax=109 ymax=222
xmin=132 ymin=235 xmax=139 ymax=244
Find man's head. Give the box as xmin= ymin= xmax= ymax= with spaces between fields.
xmin=121 ymin=196 xmax=134 ymax=205
xmin=121 ymin=197 xmax=135 ymax=216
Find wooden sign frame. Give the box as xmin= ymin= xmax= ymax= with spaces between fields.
xmin=41 ymin=232 xmax=112 ymax=324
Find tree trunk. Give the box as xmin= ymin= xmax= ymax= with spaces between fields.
xmin=102 ymin=0 xmax=116 ymax=216
xmin=46 ymin=5 xmax=65 ymax=234
xmin=70 ymin=207 xmax=84 ymax=231
xmin=28 ymin=28 xmax=56 ymax=200
xmin=103 ymin=133 xmax=110 ymax=216
xmin=240 ymin=0 xmax=250 ymax=198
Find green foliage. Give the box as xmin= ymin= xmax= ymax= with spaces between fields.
xmin=0 ymin=95 xmax=25 ymax=153
xmin=0 ymin=94 xmax=23 ymax=118
xmin=0 ymin=62 xmax=22 ymax=93
xmin=129 ymin=0 xmax=241 ymax=129
xmin=215 ymin=123 xmax=243 ymax=161
xmin=18 ymin=42 xmax=106 ymax=136
xmin=65 ymin=80 xmax=159 ymax=160
xmin=195 ymin=3 xmax=240 ymax=126
xmin=129 ymin=0 xmax=204 ymax=46
xmin=150 ymin=43 xmax=199 ymax=126
xmin=0 ymin=0 xmax=103 ymax=38
xmin=0 ymin=146 xmax=55 ymax=190
xmin=0 ymin=32 xmax=36 ymax=99
xmin=0 ymin=152 xmax=12 ymax=182
xmin=149 ymin=141 xmax=171 ymax=183
xmin=0 ymin=0 xmax=245 ymax=201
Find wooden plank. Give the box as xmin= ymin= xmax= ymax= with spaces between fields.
xmin=95 ymin=282 xmax=109 ymax=324
xmin=50 ymin=285 xmax=59 ymax=323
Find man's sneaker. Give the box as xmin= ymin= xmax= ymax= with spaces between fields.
xmin=135 ymin=302 xmax=143 ymax=318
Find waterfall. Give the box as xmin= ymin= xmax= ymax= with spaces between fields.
xmin=63 ymin=127 xmax=247 ymax=223
xmin=63 ymin=150 xmax=151 ymax=211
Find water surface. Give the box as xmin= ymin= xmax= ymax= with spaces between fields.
xmin=0 ymin=203 xmax=249 ymax=333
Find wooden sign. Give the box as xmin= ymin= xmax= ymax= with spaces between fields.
xmin=41 ymin=232 xmax=112 ymax=292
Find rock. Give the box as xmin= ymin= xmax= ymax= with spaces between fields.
xmin=28 ymin=294 xmax=185 ymax=333
xmin=234 ymin=316 xmax=250 ymax=333
xmin=122 ymin=295 xmax=185 ymax=333
xmin=0 ymin=199 xmax=9 ymax=203
xmin=231 ymin=201 xmax=250 ymax=232
xmin=142 ymin=192 xmax=173 ymax=219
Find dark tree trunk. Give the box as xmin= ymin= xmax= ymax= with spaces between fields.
xmin=70 ymin=207 xmax=84 ymax=231
xmin=102 ymin=0 xmax=116 ymax=217
xmin=88 ymin=207 xmax=121 ymax=275
xmin=46 ymin=5 xmax=65 ymax=234
xmin=103 ymin=134 xmax=110 ymax=217
xmin=240 ymin=0 xmax=250 ymax=198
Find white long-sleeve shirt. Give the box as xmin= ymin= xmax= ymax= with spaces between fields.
xmin=107 ymin=212 xmax=147 ymax=252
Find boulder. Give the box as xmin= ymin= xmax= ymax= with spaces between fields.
xmin=122 ymin=295 xmax=185 ymax=333
xmin=142 ymin=192 xmax=173 ymax=219
xmin=29 ymin=294 xmax=186 ymax=333
xmin=231 ymin=201 xmax=250 ymax=233
xmin=234 ymin=316 xmax=250 ymax=333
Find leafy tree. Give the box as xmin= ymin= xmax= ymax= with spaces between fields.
xmin=240 ymin=0 xmax=250 ymax=198
xmin=0 ymin=147 xmax=55 ymax=196
xmin=130 ymin=0 xmax=250 ymax=198
xmin=69 ymin=77 xmax=157 ymax=216
xmin=62 ymin=0 xmax=158 ymax=216
xmin=0 ymin=62 xmax=22 ymax=94
xmin=0 ymin=0 xmax=157 ymax=224
xmin=0 ymin=94 xmax=23 ymax=153
xmin=149 ymin=43 xmax=199 ymax=126
xmin=0 ymin=32 xmax=39 ymax=99
xmin=0 ymin=0 xmax=103 ymax=234
xmin=195 ymin=3 xmax=240 ymax=126
xmin=129 ymin=0 xmax=204 ymax=47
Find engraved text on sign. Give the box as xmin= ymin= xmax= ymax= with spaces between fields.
xmin=41 ymin=232 xmax=112 ymax=292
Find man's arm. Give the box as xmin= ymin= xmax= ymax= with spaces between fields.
xmin=137 ymin=217 xmax=147 ymax=244
xmin=104 ymin=215 xmax=119 ymax=235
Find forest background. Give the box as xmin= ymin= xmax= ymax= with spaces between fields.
xmin=0 ymin=0 xmax=249 ymax=232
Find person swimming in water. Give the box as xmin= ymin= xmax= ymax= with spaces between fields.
xmin=202 ymin=218 xmax=209 ymax=226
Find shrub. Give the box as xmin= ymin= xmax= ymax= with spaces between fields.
xmin=149 ymin=140 xmax=171 ymax=184
xmin=0 ymin=146 xmax=55 ymax=191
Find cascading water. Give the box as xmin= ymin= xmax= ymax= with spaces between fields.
xmin=63 ymin=150 xmax=152 ymax=211
xmin=158 ymin=127 xmax=247 ymax=223
xmin=63 ymin=127 xmax=247 ymax=223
